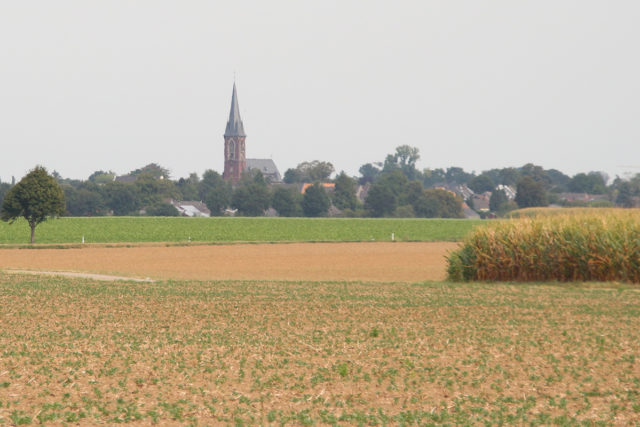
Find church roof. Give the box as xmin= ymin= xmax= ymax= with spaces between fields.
xmin=246 ymin=159 xmax=281 ymax=182
xmin=224 ymin=82 xmax=246 ymax=137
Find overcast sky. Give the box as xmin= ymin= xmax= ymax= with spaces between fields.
xmin=1 ymin=1 xmax=639 ymax=183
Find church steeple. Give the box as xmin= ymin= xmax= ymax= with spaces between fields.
xmin=224 ymin=82 xmax=246 ymax=137
xmin=223 ymin=82 xmax=247 ymax=182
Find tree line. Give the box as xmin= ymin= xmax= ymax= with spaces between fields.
xmin=2 ymin=145 xmax=640 ymax=221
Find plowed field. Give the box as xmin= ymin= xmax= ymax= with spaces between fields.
xmin=1 ymin=275 xmax=639 ymax=425
xmin=0 ymin=242 xmax=457 ymax=282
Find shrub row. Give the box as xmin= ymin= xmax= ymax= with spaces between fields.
xmin=447 ymin=210 xmax=640 ymax=283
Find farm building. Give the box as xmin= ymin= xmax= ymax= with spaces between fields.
xmin=170 ymin=200 xmax=211 ymax=217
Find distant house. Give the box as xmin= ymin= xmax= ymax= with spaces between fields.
xmin=432 ymin=183 xmax=474 ymax=201
xmin=300 ymin=182 xmax=335 ymax=194
xmin=246 ymin=159 xmax=282 ymax=182
xmin=559 ymin=193 xmax=609 ymax=203
xmin=471 ymin=192 xmax=491 ymax=212
xmin=462 ymin=202 xmax=481 ymax=219
xmin=169 ymin=200 xmax=211 ymax=217
xmin=496 ymin=185 xmax=516 ymax=200
xmin=114 ymin=175 xmax=137 ymax=183
xmin=356 ymin=183 xmax=370 ymax=204
xmin=430 ymin=183 xmax=483 ymax=219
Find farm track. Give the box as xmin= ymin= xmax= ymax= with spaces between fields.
xmin=4 ymin=269 xmax=155 ymax=283
xmin=0 ymin=241 xmax=458 ymax=282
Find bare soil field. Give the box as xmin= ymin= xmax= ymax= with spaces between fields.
xmin=0 ymin=241 xmax=457 ymax=282
xmin=1 ymin=276 xmax=639 ymax=425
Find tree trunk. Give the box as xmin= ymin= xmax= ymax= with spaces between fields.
xmin=30 ymin=223 xmax=36 ymax=244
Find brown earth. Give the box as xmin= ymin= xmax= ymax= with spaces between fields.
xmin=2 ymin=277 xmax=638 ymax=424
xmin=0 ymin=241 xmax=458 ymax=282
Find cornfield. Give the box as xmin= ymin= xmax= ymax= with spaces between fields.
xmin=447 ymin=210 xmax=640 ymax=283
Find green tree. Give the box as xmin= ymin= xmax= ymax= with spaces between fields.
xmin=364 ymin=184 xmax=397 ymax=217
xmin=362 ymin=170 xmax=411 ymax=217
xmin=358 ymin=162 xmax=382 ymax=184
xmin=412 ymin=191 xmax=439 ymax=217
xmin=198 ymin=170 xmax=231 ymax=216
xmin=302 ymin=183 xmax=330 ymax=217
xmin=104 ymin=182 xmax=141 ymax=215
xmin=300 ymin=161 xmax=334 ymax=181
xmin=271 ymin=187 xmax=302 ymax=217
xmin=0 ymin=183 xmax=11 ymax=208
xmin=1 ymin=166 xmax=66 ymax=243
xmin=616 ymin=182 xmax=635 ymax=208
xmin=231 ymin=172 xmax=271 ymax=216
xmin=203 ymin=189 xmax=231 ymax=216
xmin=284 ymin=161 xmax=334 ymax=183
xmin=332 ymin=172 xmax=358 ymax=210
xmin=393 ymin=204 xmax=416 ymax=218
xmin=283 ymin=168 xmax=303 ymax=184
xmin=376 ymin=170 xmax=409 ymax=196
xmin=418 ymin=189 xmax=464 ymax=218
xmin=519 ymin=163 xmax=551 ymax=187
xmin=400 ymin=180 xmax=424 ymax=206
xmin=421 ymin=168 xmax=446 ymax=187
xmin=383 ymin=145 xmax=421 ymax=179
xmin=489 ymin=189 xmax=509 ymax=213
xmin=499 ymin=168 xmax=520 ymax=186
xmin=146 ymin=202 xmax=180 ymax=216
xmin=64 ymin=185 xmax=106 ymax=216
xmin=515 ymin=177 xmax=548 ymax=208
xmin=88 ymin=170 xmax=116 ymax=184
xmin=130 ymin=163 xmax=171 ymax=179
xmin=445 ymin=167 xmax=474 ymax=185
xmin=484 ymin=167 xmax=520 ymax=187
xmin=177 ymin=173 xmax=200 ymax=201
xmin=134 ymin=174 xmax=180 ymax=207
xmin=468 ymin=175 xmax=495 ymax=194
xmin=568 ymin=172 xmax=607 ymax=194
xmin=546 ymin=168 xmax=571 ymax=191
xmin=613 ymin=174 xmax=640 ymax=207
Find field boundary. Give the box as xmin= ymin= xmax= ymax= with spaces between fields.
xmin=0 ymin=239 xmax=459 ymax=250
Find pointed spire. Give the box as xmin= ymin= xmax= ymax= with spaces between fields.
xmin=224 ymin=82 xmax=246 ymax=137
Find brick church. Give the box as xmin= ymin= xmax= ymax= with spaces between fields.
xmin=222 ymin=83 xmax=281 ymax=183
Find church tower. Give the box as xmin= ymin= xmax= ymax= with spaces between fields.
xmin=223 ymin=82 xmax=246 ymax=182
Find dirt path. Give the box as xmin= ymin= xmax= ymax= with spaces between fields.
xmin=0 ymin=242 xmax=458 ymax=282
xmin=4 ymin=269 xmax=155 ymax=282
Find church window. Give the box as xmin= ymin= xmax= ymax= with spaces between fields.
xmin=229 ymin=140 xmax=236 ymax=160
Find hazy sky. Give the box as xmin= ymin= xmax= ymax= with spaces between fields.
xmin=1 ymin=1 xmax=639 ymax=183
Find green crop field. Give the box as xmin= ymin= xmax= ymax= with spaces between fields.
xmin=0 ymin=217 xmax=483 ymax=245
xmin=0 ymin=274 xmax=638 ymax=425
